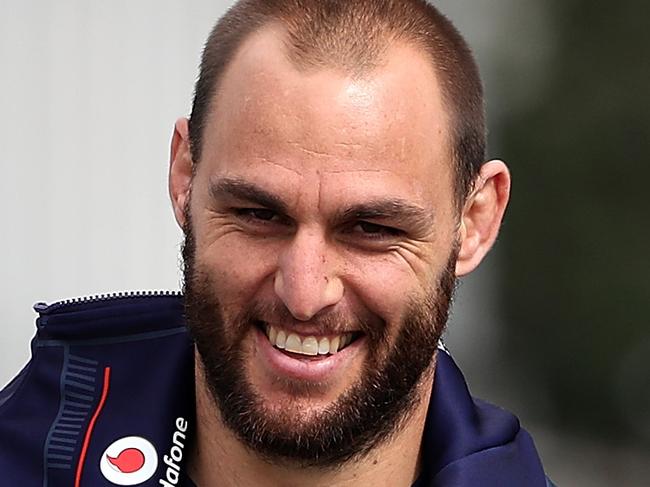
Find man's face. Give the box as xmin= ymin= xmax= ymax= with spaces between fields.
xmin=182 ymin=29 xmax=460 ymax=466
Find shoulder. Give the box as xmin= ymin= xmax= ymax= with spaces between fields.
xmin=0 ymin=293 xmax=195 ymax=486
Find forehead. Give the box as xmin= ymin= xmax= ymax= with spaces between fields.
xmin=198 ymin=25 xmax=454 ymax=210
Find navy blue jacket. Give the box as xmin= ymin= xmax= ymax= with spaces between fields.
xmin=0 ymin=293 xmax=556 ymax=486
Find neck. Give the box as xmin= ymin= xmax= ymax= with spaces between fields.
xmin=188 ymin=356 xmax=435 ymax=487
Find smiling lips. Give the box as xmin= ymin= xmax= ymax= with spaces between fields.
xmin=263 ymin=324 xmax=356 ymax=356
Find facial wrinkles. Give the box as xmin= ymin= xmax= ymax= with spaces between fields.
xmin=253 ymin=157 xmax=303 ymax=177
xmin=201 ymin=215 xmax=258 ymax=252
xmin=388 ymin=241 xmax=437 ymax=277
xmin=237 ymin=169 xmax=437 ymax=301
xmin=195 ymin=196 xmax=258 ymax=247
xmin=321 ymin=168 xmax=436 ymax=243
xmin=197 ymin=150 xmax=445 ymax=316
xmin=231 ymin=79 xmax=404 ymax=171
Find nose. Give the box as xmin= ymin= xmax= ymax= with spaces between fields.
xmin=274 ymin=228 xmax=344 ymax=321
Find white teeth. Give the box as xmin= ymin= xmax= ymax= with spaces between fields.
xmin=284 ymin=333 xmax=302 ymax=354
xmin=318 ymin=337 xmax=330 ymax=355
xmin=276 ymin=330 xmax=287 ymax=349
xmin=269 ymin=326 xmax=277 ymax=344
xmin=301 ymin=337 xmax=319 ymax=356
xmin=265 ymin=325 xmax=354 ymax=356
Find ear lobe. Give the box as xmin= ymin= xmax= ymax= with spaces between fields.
xmin=455 ymin=160 xmax=511 ymax=276
xmin=169 ymin=118 xmax=193 ymax=229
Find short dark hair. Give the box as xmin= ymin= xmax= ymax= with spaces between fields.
xmin=189 ymin=0 xmax=485 ymax=206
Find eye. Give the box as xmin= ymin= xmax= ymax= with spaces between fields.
xmin=235 ymin=208 xmax=278 ymax=222
xmin=352 ymin=221 xmax=402 ymax=239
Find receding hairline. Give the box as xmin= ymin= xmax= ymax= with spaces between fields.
xmin=203 ymin=21 xmax=453 ymax=148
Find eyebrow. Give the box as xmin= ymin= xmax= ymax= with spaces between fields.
xmin=208 ymin=176 xmax=434 ymax=229
xmin=208 ymin=177 xmax=290 ymax=214
xmin=334 ymin=199 xmax=434 ymax=229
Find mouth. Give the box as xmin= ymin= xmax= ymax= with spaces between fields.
xmin=252 ymin=321 xmax=367 ymax=383
xmin=257 ymin=322 xmax=363 ymax=358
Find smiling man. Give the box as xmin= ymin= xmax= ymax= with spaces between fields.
xmin=167 ymin=0 xmax=553 ymax=485
xmin=0 ymin=1 xmax=555 ymax=486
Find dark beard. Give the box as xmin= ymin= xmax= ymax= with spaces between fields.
xmin=182 ymin=220 xmax=457 ymax=469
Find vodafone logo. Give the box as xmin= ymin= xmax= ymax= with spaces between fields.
xmin=100 ymin=436 xmax=158 ymax=485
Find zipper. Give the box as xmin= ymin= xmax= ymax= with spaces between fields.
xmin=33 ymin=290 xmax=183 ymax=315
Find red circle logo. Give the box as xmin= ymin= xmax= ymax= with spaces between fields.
xmin=100 ymin=437 xmax=158 ymax=485
xmin=107 ymin=448 xmax=146 ymax=473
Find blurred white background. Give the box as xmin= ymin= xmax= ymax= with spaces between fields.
xmin=1 ymin=1 xmax=648 ymax=485
xmin=0 ymin=0 xmax=217 ymax=382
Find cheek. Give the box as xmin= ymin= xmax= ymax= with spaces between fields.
xmin=195 ymin=233 xmax=280 ymax=308
xmin=342 ymin=254 xmax=425 ymax=326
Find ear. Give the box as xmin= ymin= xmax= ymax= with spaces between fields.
xmin=169 ymin=118 xmax=193 ymax=229
xmin=455 ymin=160 xmax=511 ymax=277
